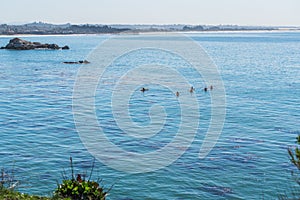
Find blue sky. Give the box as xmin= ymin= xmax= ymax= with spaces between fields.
xmin=1 ymin=0 xmax=299 ymax=26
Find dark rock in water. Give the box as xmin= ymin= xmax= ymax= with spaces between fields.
xmin=47 ymin=43 xmax=60 ymax=50
xmin=0 ymin=38 xmax=69 ymax=50
xmin=33 ymin=42 xmax=42 ymax=45
xmin=61 ymin=45 xmax=70 ymax=50
xmin=63 ymin=60 xmax=90 ymax=64
xmin=79 ymin=60 xmax=90 ymax=64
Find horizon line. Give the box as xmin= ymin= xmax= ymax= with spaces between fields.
xmin=1 ymin=21 xmax=300 ymax=28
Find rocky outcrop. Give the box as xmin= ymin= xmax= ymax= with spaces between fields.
xmin=0 ymin=38 xmax=69 ymax=50
xmin=61 ymin=45 xmax=70 ymax=50
xmin=63 ymin=60 xmax=90 ymax=64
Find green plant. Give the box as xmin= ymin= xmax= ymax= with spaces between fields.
xmin=0 ymin=186 xmax=52 ymax=200
xmin=278 ymin=135 xmax=300 ymax=199
xmin=288 ymin=135 xmax=300 ymax=170
xmin=54 ymin=157 xmax=108 ymax=200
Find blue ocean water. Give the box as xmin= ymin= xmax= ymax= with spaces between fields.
xmin=0 ymin=32 xmax=299 ymax=199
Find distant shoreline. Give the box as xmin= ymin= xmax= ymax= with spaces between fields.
xmin=1 ymin=22 xmax=299 ymax=36
xmin=0 ymin=29 xmax=299 ymax=38
xmin=0 ymin=33 xmax=110 ymax=37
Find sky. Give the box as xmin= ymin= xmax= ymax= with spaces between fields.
xmin=1 ymin=0 xmax=299 ymax=26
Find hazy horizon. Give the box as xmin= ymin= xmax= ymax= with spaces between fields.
xmin=1 ymin=0 xmax=299 ymax=26
xmin=3 ymin=21 xmax=300 ymax=27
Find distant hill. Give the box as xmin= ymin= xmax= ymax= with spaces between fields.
xmin=0 ymin=22 xmax=299 ymax=35
xmin=0 ymin=22 xmax=130 ymax=35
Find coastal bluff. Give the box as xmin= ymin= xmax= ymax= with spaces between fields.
xmin=0 ymin=38 xmax=69 ymax=50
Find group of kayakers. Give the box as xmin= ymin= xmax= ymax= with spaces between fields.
xmin=140 ymin=85 xmax=213 ymax=97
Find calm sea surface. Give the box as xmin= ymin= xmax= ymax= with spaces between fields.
xmin=0 ymin=32 xmax=299 ymax=199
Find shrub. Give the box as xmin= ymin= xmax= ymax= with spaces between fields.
xmin=288 ymin=135 xmax=300 ymax=170
xmin=278 ymin=135 xmax=300 ymax=199
xmin=54 ymin=157 xmax=108 ymax=200
xmin=0 ymin=187 xmax=52 ymax=200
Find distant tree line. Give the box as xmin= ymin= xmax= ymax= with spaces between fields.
xmin=0 ymin=22 xmax=282 ymax=35
xmin=0 ymin=23 xmax=130 ymax=35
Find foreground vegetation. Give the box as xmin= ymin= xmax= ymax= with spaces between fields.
xmin=0 ymin=187 xmax=55 ymax=200
xmin=278 ymin=135 xmax=300 ymax=199
xmin=0 ymin=157 xmax=108 ymax=200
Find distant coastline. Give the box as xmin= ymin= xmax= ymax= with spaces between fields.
xmin=1 ymin=22 xmax=299 ymax=35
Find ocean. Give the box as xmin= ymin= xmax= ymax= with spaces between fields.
xmin=0 ymin=32 xmax=299 ymax=199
